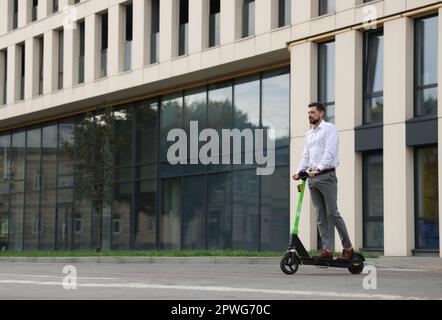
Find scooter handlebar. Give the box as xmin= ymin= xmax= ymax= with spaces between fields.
xmin=298 ymin=171 xmax=309 ymax=181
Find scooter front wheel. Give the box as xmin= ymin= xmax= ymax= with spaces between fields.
xmin=280 ymin=251 xmax=299 ymax=275
xmin=348 ymin=259 xmax=364 ymax=275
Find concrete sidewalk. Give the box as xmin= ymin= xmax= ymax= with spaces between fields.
xmin=0 ymin=256 xmax=441 ymax=270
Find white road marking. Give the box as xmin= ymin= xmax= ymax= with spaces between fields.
xmin=380 ymin=268 xmax=429 ymax=272
xmin=0 ymin=273 xmax=120 ymax=280
xmin=0 ymin=279 xmax=437 ymax=300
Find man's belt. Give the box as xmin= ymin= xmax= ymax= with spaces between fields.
xmin=317 ymin=168 xmax=336 ymax=175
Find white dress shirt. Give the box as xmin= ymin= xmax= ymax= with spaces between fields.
xmin=297 ymin=120 xmax=340 ymax=173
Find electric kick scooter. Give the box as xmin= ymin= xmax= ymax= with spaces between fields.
xmin=280 ymin=171 xmax=365 ymax=275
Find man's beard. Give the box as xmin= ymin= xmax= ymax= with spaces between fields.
xmin=309 ymin=118 xmax=320 ymax=125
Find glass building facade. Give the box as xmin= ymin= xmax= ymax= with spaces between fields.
xmin=0 ymin=66 xmax=290 ymax=252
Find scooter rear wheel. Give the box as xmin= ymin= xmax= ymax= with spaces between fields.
xmin=280 ymin=252 xmax=299 ymax=275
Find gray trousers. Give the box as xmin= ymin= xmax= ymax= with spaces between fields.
xmin=308 ymin=171 xmax=352 ymax=251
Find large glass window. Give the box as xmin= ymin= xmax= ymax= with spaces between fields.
xmin=134 ymin=179 xmax=156 ymax=250
xmin=207 ymin=173 xmax=232 ymax=249
xmin=0 ymin=66 xmax=290 ymax=252
xmin=209 ymin=0 xmax=220 ymax=47
xmin=415 ymin=147 xmax=439 ymax=250
xmin=159 ymin=178 xmax=181 ymax=249
xmin=160 ymin=93 xmax=183 ymax=163
xmin=56 ymin=120 xmax=74 ymax=250
xmin=319 ymin=0 xmax=335 ymax=16
xmin=0 ymin=134 xmax=11 ymax=250
xmin=40 ymin=124 xmax=57 ymax=250
xmin=363 ymin=151 xmax=384 ymax=249
xmin=318 ymin=40 xmax=336 ymax=124
xmin=242 ymin=0 xmax=255 ymax=38
xmin=363 ymin=29 xmax=384 ymax=124
xmin=262 ymin=67 xmax=290 ymax=148
xmin=137 ymin=100 xmax=158 ymax=166
xmin=415 ymin=15 xmax=438 ymax=117
xmin=208 ymin=81 xmax=233 ymax=134
xmin=233 ymin=75 xmax=260 ymax=166
xmin=184 ymin=87 xmax=207 ymax=166
xmin=234 ymin=75 xmax=260 ymax=130
xmin=9 ymin=131 xmax=26 ymax=250
xmin=23 ymin=128 xmax=41 ymax=250
xmin=182 ymin=176 xmax=205 ymax=249
xmin=232 ymin=170 xmax=259 ymax=250
xmin=112 ymin=182 xmax=132 ymax=250
xmin=260 ymin=166 xmax=289 ymax=251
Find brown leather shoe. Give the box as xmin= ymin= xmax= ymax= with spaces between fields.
xmin=313 ymin=250 xmax=333 ymax=260
xmin=337 ymin=248 xmax=354 ymax=261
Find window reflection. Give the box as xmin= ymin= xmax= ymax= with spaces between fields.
xmin=10 ymin=131 xmax=25 ymax=250
xmin=0 ymin=134 xmax=10 ymax=250
xmin=415 ymin=147 xmax=439 ymax=250
xmin=0 ymin=67 xmax=290 ymax=252
xmin=415 ymin=15 xmax=438 ymax=116
xmin=24 ymin=128 xmax=41 ymax=250
xmin=364 ymin=30 xmax=384 ymax=124
xmin=363 ymin=152 xmax=384 ymax=249
xmin=260 ymin=167 xmax=289 ymax=251
xmin=262 ymin=68 xmax=290 ymax=148
xmin=318 ymin=41 xmax=336 ymax=124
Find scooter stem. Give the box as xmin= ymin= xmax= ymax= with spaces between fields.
xmin=292 ymin=179 xmax=306 ymax=236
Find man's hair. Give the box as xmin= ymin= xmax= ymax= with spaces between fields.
xmin=308 ymin=102 xmax=326 ymax=113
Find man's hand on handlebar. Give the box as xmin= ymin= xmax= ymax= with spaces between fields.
xmin=309 ymin=170 xmax=320 ymax=178
xmin=293 ymin=170 xmax=320 ymax=181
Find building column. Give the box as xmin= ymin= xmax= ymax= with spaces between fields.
xmin=133 ymin=0 xmax=150 ymax=68
xmin=6 ymin=45 xmax=19 ymax=104
xmin=384 ymin=17 xmax=414 ymax=257
xmin=292 ymin=0 xmax=317 ymax=24
xmin=63 ymin=25 xmax=77 ymax=88
xmin=108 ymin=4 xmax=124 ymax=75
xmin=59 ymin=0 xmax=70 ymax=11
xmin=24 ymin=38 xmax=39 ymax=99
xmin=438 ymin=7 xmax=442 ymax=258
xmin=38 ymin=0 xmax=50 ymax=20
xmin=43 ymin=30 xmax=57 ymax=94
xmin=159 ymin=0 xmax=178 ymax=61
xmin=0 ymin=0 xmax=10 ymax=35
xmin=189 ymin=0 xmax=205 ymax=53
xmin=85 ymin=14 xmax=100 ymax=82
xmin=220 ymin=0 xmax=238 ymax=44
xmin=255 ymin=0 xmax=272 ymax=34
xmin=290 ymin=41 xmax=318 ymax=250
xmin=18 ymin=0 xmax=31 ymax=27
xmin=335 ymin=30 xmax=364 ymax=252
xmin=336 ymin=0 xmax=359 ymax=12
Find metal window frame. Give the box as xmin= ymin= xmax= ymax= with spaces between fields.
xmin=413 ymin=13 xmax=439 ymax=118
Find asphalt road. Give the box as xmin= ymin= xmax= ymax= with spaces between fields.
xmin=0 ymin=260 xmax=441 ymax=300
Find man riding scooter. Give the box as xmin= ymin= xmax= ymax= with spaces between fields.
xmin=293 ymin=102 xmax=354 ymax=261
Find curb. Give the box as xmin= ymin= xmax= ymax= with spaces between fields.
xmin=0 ymin=256 xmax=282 ymax=265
